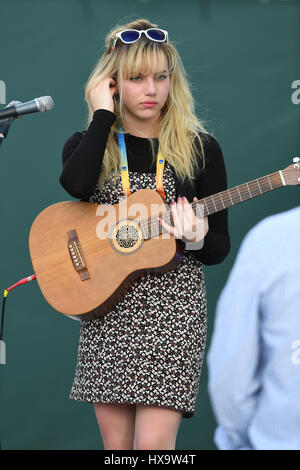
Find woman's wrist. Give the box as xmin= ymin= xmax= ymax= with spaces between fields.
xmin=93 ymin=108 xmax=116 ymax=117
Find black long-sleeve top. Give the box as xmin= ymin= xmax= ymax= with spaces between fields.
xmin=59 ymin=109 xmax=230 ymax=265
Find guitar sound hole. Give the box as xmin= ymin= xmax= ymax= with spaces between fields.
xmin=116 ymin=224 xmax=139 ymax=249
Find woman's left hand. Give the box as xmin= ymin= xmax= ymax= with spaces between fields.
xmin=159 ymin=196 xmax=209 ymax=244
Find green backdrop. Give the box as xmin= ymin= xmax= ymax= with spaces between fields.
xmin=0 ymin=0 xmax=299 ymax=450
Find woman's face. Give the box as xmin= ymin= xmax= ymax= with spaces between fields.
xmin=120 ymin=53 xmax=170 ymax=125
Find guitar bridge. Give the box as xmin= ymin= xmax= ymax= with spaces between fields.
xmin=67 ymin=229 xmax=90 ymax=281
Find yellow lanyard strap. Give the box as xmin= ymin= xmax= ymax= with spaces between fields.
xmin=118 ymin=127 xmax=166 ymax=199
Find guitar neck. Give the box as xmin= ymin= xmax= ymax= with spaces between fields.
xmin=193 ymin=169 xmax=284 ymax=217
xmin=138 ymin=170 xmax=286 ymax=240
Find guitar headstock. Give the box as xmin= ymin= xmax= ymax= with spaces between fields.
xmin=282 ymin=157 xmax=300 ymax=185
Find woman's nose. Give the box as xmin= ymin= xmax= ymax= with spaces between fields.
xmin=144 ymin=77 xmax=156 ymax=95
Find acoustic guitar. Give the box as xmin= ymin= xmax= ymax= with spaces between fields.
xmin=29 ymin=159 xmax=300 ymax=321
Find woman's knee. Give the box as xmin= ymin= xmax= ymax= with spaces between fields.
xmin=134 ymin=434 xmax=177 ymax=450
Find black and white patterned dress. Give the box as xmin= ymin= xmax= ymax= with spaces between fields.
xmin=69 ymin=162 xmax=207 ymax=419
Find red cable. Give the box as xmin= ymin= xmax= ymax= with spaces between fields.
xmin=6 ymin=274 xmax=36 ymax=293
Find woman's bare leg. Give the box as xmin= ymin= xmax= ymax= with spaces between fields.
xmin=133 ymin=404 xmax=182 ymax=450
xmin=93 ymin=402 xmax=136 ymax=450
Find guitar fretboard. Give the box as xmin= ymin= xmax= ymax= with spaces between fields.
xmin=138 ymin=170 xmax=284 ymax=240
xmin=192 ymin=170 xmax=283 ymax=217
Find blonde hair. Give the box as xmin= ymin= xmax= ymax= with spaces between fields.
xmin=85 ymin=18 xmax=209 ymax=189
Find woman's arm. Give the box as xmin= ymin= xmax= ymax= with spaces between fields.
xmin=59 ymin=109 xmax=116 ymax=200
xmin=190 ymin=134 xmax=231 ymax=265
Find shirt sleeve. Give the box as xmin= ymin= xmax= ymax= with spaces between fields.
xmin=206 ymin=229 xmax=264 ymax=450
xmin=186 ymin=134 xmax=230 ymax=265
xmin=59 ymin=109 xmax=116 ymax=200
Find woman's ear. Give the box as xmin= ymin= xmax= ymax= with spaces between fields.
xmin=112 ymin=75 xmax=119 ymax=98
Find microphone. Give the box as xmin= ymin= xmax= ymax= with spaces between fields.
xmin=0 ymin=96 xmax=54 ymax=120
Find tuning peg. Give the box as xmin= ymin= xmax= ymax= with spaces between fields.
xmin=293 ymin=157 xmax=300 ymax=163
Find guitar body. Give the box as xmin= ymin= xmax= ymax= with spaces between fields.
xmin=29 ymin=189 xmax=183 ymax=321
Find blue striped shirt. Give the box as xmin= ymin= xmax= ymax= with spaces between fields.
xmin=207 ymin=206 xmax=300 ymax=450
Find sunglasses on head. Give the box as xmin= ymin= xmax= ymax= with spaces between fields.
xmin=112 ymin=28 xmax=168 ymax=51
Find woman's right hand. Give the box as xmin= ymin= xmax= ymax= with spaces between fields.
xmin=88 ymin=77 xmax=118 ymax=114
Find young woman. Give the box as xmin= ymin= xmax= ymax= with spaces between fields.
xmin=60 ymin=18 xmax=230 ymax=450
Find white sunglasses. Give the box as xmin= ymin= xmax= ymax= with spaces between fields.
xmin=112 ymin=28 xmax=168 ymax=50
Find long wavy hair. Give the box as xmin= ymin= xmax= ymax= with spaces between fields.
xmin=85 ymin=18 xmax=209 ymax=189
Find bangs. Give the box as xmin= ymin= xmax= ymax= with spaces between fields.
xmin=118 ymin=41 xmax=171 ymax=79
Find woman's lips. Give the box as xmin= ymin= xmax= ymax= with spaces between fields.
xmin=141 ymin=102 xmax=157 ymax=108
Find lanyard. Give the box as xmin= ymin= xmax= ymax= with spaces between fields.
xmin=118 ymin=127 xmax=166 ymax=199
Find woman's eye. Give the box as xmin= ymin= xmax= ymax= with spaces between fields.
xmin=129 ymin=74 xmax=168 ymax=82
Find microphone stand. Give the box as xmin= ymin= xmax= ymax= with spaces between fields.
xmin=0 ymin=101 xmax=22 ymax=147
xmin=0 ymin=118 xmax=16 ymax=146
xmin=0 ymin=101 xmax=21 ymax=450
